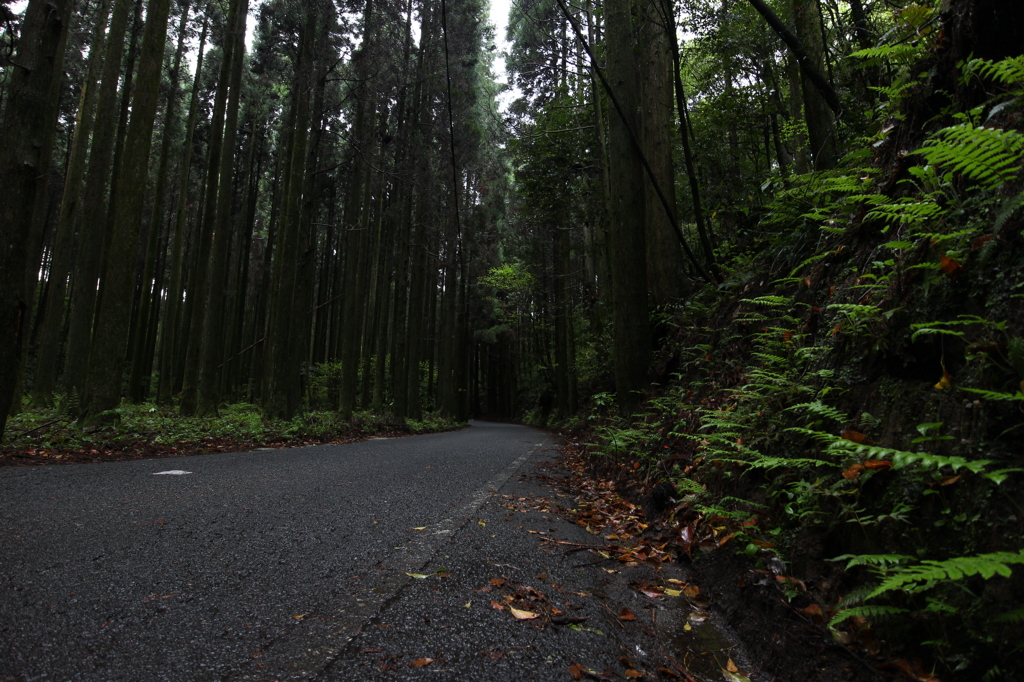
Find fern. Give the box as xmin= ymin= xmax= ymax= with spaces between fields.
xmin=918 ymin=123 xmax=1024 ymax=190
xmin=849 ymin=44 xmax=921 ymax=66
xmin=865 ymin=198 xmax=946 ymax=228
xmin=960 ymin=387 xmax=1024 ymax=402
xmin=968 ymin=56 xmax=1024 ymax=89
xmin=831 ymin=553 xmax=914 ymax=570
xmin=787 ymin=401 xmax=849 ymax=424
xmin=869 ymin=550 xmax=1024 ymax=598
xmin=742 ymin=295 xmax=792 ymax=308
xmin=910 ymin=315 xmax=995 ymax=341
xmin=994 ymin=190 xmax=1024 ymax=234
xmin=829 ymin=605 xmax=909 ymax=628
xmin=786 ymin=428 xmax=1019 ymax=484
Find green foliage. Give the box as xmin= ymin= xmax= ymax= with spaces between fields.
xmin=479 ymin=262 xmax=536 ymax=293
xmin=918 ymin=123 xmax=1024 ymax=191
xmin=829 ymin=604 xmax=909 ymax=628
xmin=869 ymin=550 xmax=1024 ymax=599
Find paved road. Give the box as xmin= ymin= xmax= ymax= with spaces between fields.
xmin=1 ymin=421 xmax=744 ymax=681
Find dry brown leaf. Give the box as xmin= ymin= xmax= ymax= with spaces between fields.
xmin=569 ymin=663 xmax=585 ymax=680
xmin=624 ymin=670 xmax=644 ymax=679
xmin=490 ymin=578 xmax=505 ymax=587
xmin=939 ymin=254 xmax=962 ymax=277
xmin=727 ymin=658 xmax=739 ymax=673
xmin=841 ymin=430 xmax=867 ymax=444
xmin=619 ymin=607 xmax=637 ymax=621
xmin=509 ymin=607 xmax=539 ymax=620
xmin=411 ymin=658 xmax=434 ymax=667
xmin=490 ymin=600 xmax=506 ymax=611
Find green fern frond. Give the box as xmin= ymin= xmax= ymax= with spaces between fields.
xmin=995 ymin=190 xmax=1024 ymax=233
xmin=869 ymin=550 xmax=1024 ymax=598
xmin=787 ymin=401 xmax=849 ymax=423
xmin=919 ymin=123 xmax=1024 ymax=190
xmin=960 ymin=387 xmax=1024 ymax=402
xmin=742 ymin=295 xmax=792 ymax=308
xmin=968 ymin=56 xmax=1024 ymax=88
xmin=829 ymin=605 xmax=909 ymax=628
xmin=752 ymin=352 xmax=788 ymax=365
xmin=850 ymin=44 xmax=921 ymax=65
xmin=830 ymin=553 xmax=914 ymax=570
xmin=865 ymin=198 xmax=946 ymax=227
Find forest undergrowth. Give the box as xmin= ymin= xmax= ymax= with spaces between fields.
xmin=0 ymin=400 xmax=463 ymax=466
xmin=548 ymin=51 xmax=1024 ymax=682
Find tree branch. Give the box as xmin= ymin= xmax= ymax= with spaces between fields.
xmin=745 ymin=0 xmax=844 ymax=116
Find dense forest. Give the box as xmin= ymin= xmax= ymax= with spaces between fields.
xmin=2 ymin=0 xmax=1023 ymax=678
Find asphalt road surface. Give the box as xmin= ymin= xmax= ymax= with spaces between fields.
xmin=1 ymin=421 xmax=743 ymax=681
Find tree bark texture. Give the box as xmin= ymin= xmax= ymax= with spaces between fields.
xmin=85 ymin=0 xmax=173 ymax=417
xmin=0 ymin=0 xmax=74 ymax=439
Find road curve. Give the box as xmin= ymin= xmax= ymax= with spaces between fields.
xmin=0 ymin=421 xmax=556 ymax=680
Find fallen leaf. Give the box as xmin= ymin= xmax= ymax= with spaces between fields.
xmin=841 ymin=430 xmax=867 ymax=444
xmin=411 ymin=657 xmax=434 ymax=667
xmin=619 ymin=607 xmax=637 ymax=621
xmin=490 ymin=601 xmax=506 ymax=611
xmin=664 ymin=589 xmax=682 ymax=597
xmin=862 ymin=459 xmax=892 ymax=470
xmin=802 ymin=604 xmax=824 ymax=622
xmin=490 ymin=578 xmax=505 ymax=587
xmin=478 ymin=520 xmax=487 ymax=527
xmin=935 ymin=368 xmax=953 ymax=389
xmin=291 ymin=613 xmax=309 ymax=620
xmin=412 ymin=526 xmax=427 ymax=530
xmin=842 ymin=463 xmax=865 ymax=479
xmin=723 ymin=672 xmax=752 ymax=682
xmin=625 ymin=670 xmax=644 ymax=679
xmin=683 ymin=585 xmax=700 ymax=598
xmin=463 ymin=600 xmax=472 ymax=608
xmin=569 ymin=663 xmax=585 ymax=680
xmin=406 ymin=573 xmax=430 ymax=579
xmin=727 ymin=658 xmax=739 ymax=673
xmin=509 ymin=608 xmax=539 ymax=620
xmin=940 ymin=474 xmax=962 ymax=486
xmin=657 ymin=666 xmax=684 ymax=679
xmin=939 ymin=254 xmax=962 ymax=277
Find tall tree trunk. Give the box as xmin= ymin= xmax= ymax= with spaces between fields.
xmin=128 ymin=0 xmax=192 ymax=403
xmin=793 ymin=0 xmax=837 ymax=170
xmin=604 ymin=0 xmax=650 ymax=415
xmin=84 ymin=0 xmax=173 ymax=418
xmin=157 ymin=15 xmax=207 ymax=405
xmin=32 ymin=0 xmax=113 ymax=405
xmin=179 ymin=0 xmax=239 ymax=416
xmin=263 ymin=6 xmax=315 ymax=420
xmin=197 ymin=0 xmax=249 ymax=415
xmin=639 ymin=0 xmax=686 ymax=306
xmin=0 ymin=0 xmax=74 ymax=440
xmin=62 ymin=0 xmax=133 ymax=400
xmin=338 ymin=7 xmax=377 ymax=418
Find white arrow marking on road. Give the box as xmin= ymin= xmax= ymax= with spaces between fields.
xmin=153 ymin=470 xmax=192 ymax=475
